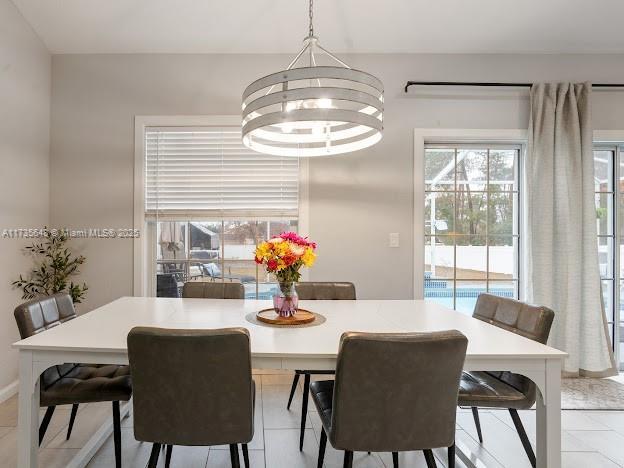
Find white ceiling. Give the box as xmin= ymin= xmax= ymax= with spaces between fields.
xmin=12 ymin=0 xmax=624 ymax=55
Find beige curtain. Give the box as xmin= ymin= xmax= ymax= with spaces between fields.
xmin=525 ymin=82 xmax=616 ymax=377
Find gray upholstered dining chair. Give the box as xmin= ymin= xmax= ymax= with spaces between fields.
xmin=295 ymin=282 xmax=357 ymax=301
xmin=287 ymin=281 xmax=356 ymax=450
xmin=310 ymin=330 xmax=468 ymax=468
xmin=182 ymin=280 xmax=245 ymax=299
xmin=458 ymin=294 xmax=555 ymax=468
xmin=127 ymin=327 xmax=255 ymax=468
xmin=14 ymin=293 xmax=132 ymax=468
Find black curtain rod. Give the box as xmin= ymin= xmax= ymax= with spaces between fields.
xmin=404 ymin=81 xmax=624 ymax=92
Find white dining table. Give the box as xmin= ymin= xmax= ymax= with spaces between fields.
xmin=13 ymin=297 xmax=566 ymax=468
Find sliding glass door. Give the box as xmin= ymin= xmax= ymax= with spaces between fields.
xmin=593 ymin=146 xmax=624 ymax=368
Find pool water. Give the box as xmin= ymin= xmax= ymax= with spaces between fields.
xmin=245 ymin=281 xmax=512 ymax=317
xmin=244 ymin=283 xmax=280 ymax=300
xmin=425 ymin=286 xmax=515 ymax=315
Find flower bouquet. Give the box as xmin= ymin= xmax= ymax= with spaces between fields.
xmin=254 ymin=232 xmax=317 ymax=317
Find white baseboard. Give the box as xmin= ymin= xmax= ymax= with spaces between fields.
xmin=0 ymin=380 xmax=18 ymax=403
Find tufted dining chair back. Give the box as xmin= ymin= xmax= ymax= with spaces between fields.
xmin=14 ymin=293 xmax=79 ymax=387
xmin=182 ymin=281 xmax=245 ymax=299
xmin=472 ymin=293 xmax=554 ymax=406
xmin=295 ymin=282 xmax=356 ymax=300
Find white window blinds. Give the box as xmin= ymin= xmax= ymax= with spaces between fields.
xmin=145 ymin=127 xmax=299 ymax=218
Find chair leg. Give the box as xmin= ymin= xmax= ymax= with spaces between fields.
xmin=66 ymin=404 xmax=79 ymax=440
xmin=165 ymin=444 xmax=173 ymax=468
xmin=112 ymin=401 xmax=122 ymax=468
xmin=448 ymin=443 xmax=455 ymax=468
xmin=230 ymin=443 xmax=241 ymax=468
xmin=508 ymin=409 xmax=536 ymax=468
xmin=392 ymin=451 xmax=399 ymax=468
xmin=423 ymin=449 xmax=437 ymax=468
xmin=147 ymin=443 xmax=161 ymax=468
xmin=317 ymin=428 xmax=327 ymax=468
xmin=299 ymin=373 xmax=311 ymax=451
xmin=242 ymin=443 xmax=250 ymax=468
xmin=471 ymin=407 xmax=484 ymax=443
xmin=343 ymin=450 xmax=353 ymax=468
xmin=39 ymin=406 xmax=56 ymax=446
xmin=287 ymin=373 xmax=300 ymax=409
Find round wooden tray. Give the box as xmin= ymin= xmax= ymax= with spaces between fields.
xmin=256 ymin=308 xmax=316 ymax=325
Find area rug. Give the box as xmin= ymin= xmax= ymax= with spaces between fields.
xmin=561 ymin=378 xmax=624 ymax=410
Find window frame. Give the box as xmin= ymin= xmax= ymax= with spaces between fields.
xmin=424 ymin=142 xmax=522 ymax=311
xmin=414 ymin=129 xmax=528 ymax=300
xmin=153 ymin=218 xmax=300 ymax=299
xmin=133 ymin=116 xmax=309 ymax=297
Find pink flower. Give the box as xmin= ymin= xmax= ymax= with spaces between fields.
xmin=279 ymin=231 xmax=316 ymax=249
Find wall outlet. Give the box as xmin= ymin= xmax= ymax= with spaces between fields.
xmin=389 ymin=232 xmax=400 ymax=248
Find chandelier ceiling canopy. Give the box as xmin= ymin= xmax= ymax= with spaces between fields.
xmin=241 ymin=0 xmax=384 ymax=157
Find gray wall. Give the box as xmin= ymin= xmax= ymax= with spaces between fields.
xmin=0 ymin=0 xmax=51 ymax=390
xmin=50 ymin=53 xmax=624 ymax=313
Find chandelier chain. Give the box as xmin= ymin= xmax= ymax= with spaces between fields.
xmin=308 ymin=0 xmax=314 ymax=37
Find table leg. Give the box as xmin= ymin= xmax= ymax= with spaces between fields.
xmin=536 ymin=359 xmax=561 ymax=468
xmin=17 ymin=350 xmax=39 ymax=468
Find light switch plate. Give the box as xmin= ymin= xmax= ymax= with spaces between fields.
xmin=389 ymin=232 xmax=400 ymax=248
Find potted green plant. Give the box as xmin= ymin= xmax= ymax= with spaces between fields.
xmin=13 ymin=229 xmax=88 ymax=303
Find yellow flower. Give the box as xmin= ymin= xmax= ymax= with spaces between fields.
xmin=274 ymin=241 xmax=290 ymax=256
xmin=302 ymin=247 xmax=316 ymax=267
xmin=255 ymin=242 xmax=271 ymax=259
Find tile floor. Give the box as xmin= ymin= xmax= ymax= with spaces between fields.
xmin=1 ymin=372 xmax=623 ymax=467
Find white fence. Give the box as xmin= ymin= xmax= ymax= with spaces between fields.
xmin=425 ymin=245 xmax=514 ymax=275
